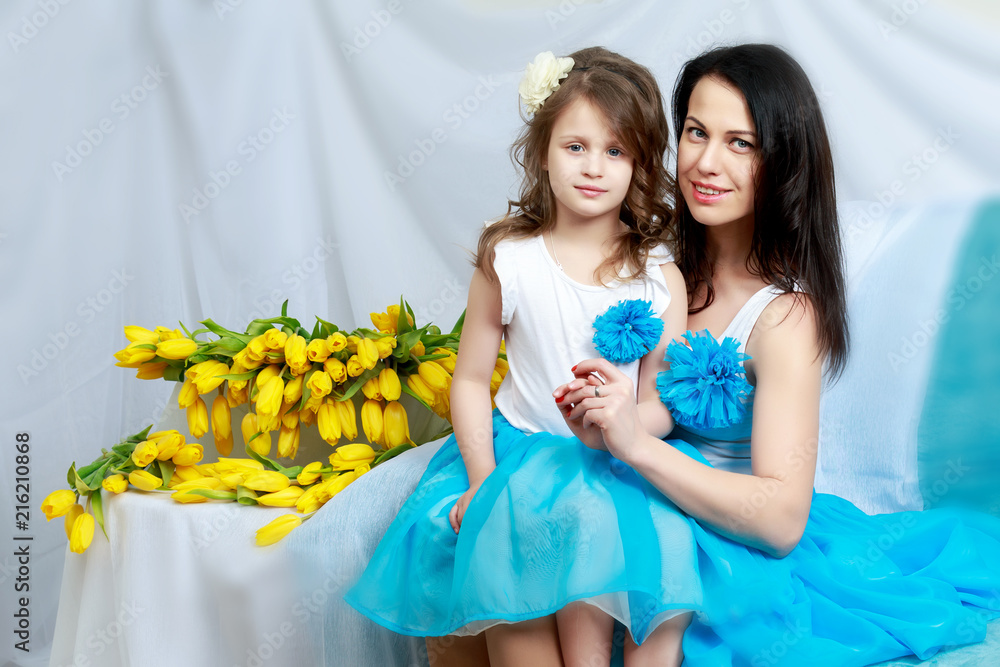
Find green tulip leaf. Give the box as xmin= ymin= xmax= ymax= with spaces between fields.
xmin=67 ymin=463 xmax=78 ymax=490
xmin=340 ymin=368 xmax=380 ymax=402
xmin=131 ymin=343 xmax=158 ymax=352
xmin=82 ymin=459 xmax=114 ymax=490
xmin=399 ymin=384 xmax=433 ymax=412
xmin=423 ymin=425 xmax=455 ymax=443
xmin=397 ymin=296 xmax=412 ymax=334
xmin=90 ymin=489 xmax=108 ymax=540
xmin=246 ymin=321 xmax=275 ymax=337
xmin=163 ymin=365 xmax=186 ymax=382
xmin=208 ymin=337 xmax=248 ymax=352
xmin=281 ymin=299 xmax=289 ymax=317
xmin=157 ymin=460 xmax=175 ymax=487
xmin=186 ymin=489 xmax=238 ymax=501
xmin=450 ymin=309 xmax=467 ymax=334
xmin=403 ymin=299 xmax=417 ymax=329
xmin=218 ymin=370 xmax=259 ymax=381
xmin=245 ymin=448 xmax=303 ymax=478
xmin=373 ymin=442 xmax=415 ymax=466
xmin=236 ymin=485 xmax=259 ymax=505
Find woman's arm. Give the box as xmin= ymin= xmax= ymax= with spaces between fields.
xmin=635 ymin=262 xmax=687 ymax=438
xmin=562 ymin=294 xmax=822 ymax=557
xmin=448 ymin=267 xmax=504 ymax=532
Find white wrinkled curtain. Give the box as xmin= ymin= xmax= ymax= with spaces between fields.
xmin=1 ymin=0 xmax=998 ymax=664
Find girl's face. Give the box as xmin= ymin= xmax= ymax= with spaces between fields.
xmin=677 ymin=76 xmax=759 ymax=231
xmin=544 ymin=97 xmax=634 ymax=226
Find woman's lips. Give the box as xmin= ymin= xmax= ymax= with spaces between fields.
xmin=689 ymin=181 xmax=729 ymax=204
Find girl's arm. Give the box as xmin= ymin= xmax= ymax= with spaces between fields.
xmin=634 ymin=262 xmax=687 ymax=438
xmin=562 ymin=294 xmax=821 ymax=558
xmin=448 ymin=267 xmax=504 ymax=532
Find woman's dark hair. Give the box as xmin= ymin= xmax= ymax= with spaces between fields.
xmin=476 ymin=46 xmax=675 ymax=286
xmin=671 ymin=43 xmax=848 ymax=378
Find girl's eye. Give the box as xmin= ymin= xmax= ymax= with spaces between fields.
xmin=608 ymin=148 xmax=622 ymax=157
xmin=568 ymin=144 xmax=583 ymax=152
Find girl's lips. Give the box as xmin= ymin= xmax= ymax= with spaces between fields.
xmin=689 ymin=181 xmax=729 ymax=204
xmin=576 ymin=185 xmax=607 ymax=198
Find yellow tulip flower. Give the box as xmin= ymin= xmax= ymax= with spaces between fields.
xmin=318 ymin=470 xmax=358 ymax=501
xmin=406 ymin=375 xmax=437 ymax=406
xmin=256 ymin=375 xmax=285 ymax=420
xmin=299 ymin=406 xmax=317 ymax=427
xmin=327 ymin=332 xmax=348 ymax=353
xmin=178 ymin=378 xmax=198 ymax=409
xmin=247 ymin=335 xmax=269 ymax=360
xmin=227 ymin=382 xmax=249 ymax=407
xmin=362 ymin=377 xmax=383 ymax=401
xmin=317 ymin=401 xmax=341 ymax=445
xmin=41 ymin=489 xmax=76 ymax=521
xmin=346 ymin=355 xmax=364 ymax=377
xmin=277 ymin=423 xmax=300 ymax=459
xmin=102 ymin=474 xmax=128 ymax=494
xmin=378 ymin=368 xmax=402 ymax=401
xmin=418 ymin=360 xmax=451 ymax=393
xmin=490 ymin=369 xmax=504 ymax=393
xmin=135 ymin=362 xmax=169 ymax=380
xmin=63 ymin=504 xmax=84 ymax=539
xmin=156 ymin=338 xmax=198 ymax=360
xmin=255 ymin=363 xmax=283 ymax=389
xmin=433 ymin=348 xmax=458 ymax=373
xmin=131 ymin=440 xmax=158 ymax=467
xmin=375 ymin=336 xmax=397 ymax=359
xmin=411 ymin=340 xmax=426 ymax=357
xmin=240 ymin=413 xmax=272 ymax=456
xmin=284 ymin=334 xmax=309 ymax=375
xmin=306 ymin=370 xmax=333 ymax=400
xmin=329 ymin=443 xmax=377 ymax=471
xmin=495 ymin=356 xmax=509 ymax=375
xmin=257 ymin=485 xmax=305 ymax=507
xmin=172 ymin=465 xmax=203 ymax=483
xmin=156 ymin=327 xmax=184 ymax=341
xmin=361 ymin=399 xmax=385 ymax=447
xmin=255 ymin=514 xmax=302 ymax=546
xmin=283 ymin=374 xmax=305 ymax=404
xmin=383 ymin=401 xmax=410 ymax=447
xmin=115 ymin=341 xmax=158 ymax=365
xmin=281 ymin=409 xmax=300 ymax=430
xmin=370 ymin=310 xmax=395 ymax=333
xmin=124 ymin=325 xmax=159 ymax=344
xmin=212 ymin=395 xmax=233 ymax=456
xmin=173 ymin=477 xmax=225 ymax=492
xmin=187 ymin=396 xmax=209 ymax=439
xmin=306 ymin=338 xmax=331 ymax=363
xmin=172 ymin=443 xmax=204 ymax=466
xmin=357 ymin=338 xmax=379 ymax=370
xmin=296 ymin=461 xmax=324 ymax=486
xmin=335 ymin=399 xmax=358 ymax=441
xmin=243 ymin=471 xmax=291 ymax=493
xmin=323 ymin=357 xmax=347 ymax=384
xmin=191 ymin=360 xmax=231 ymax=394
xmin=171 ymin=490 xmax=208 ymax=504
xmin=151 ymin=430 xmax=185 ymax=461
xmin=345 ymin=335 xmax=360 ymax=353
xmin=263 ymin=328 xmax=288 ymax=351
xmin=69 ymin=512 xmax=95 ymax=554
xmin=128 ymin=470 xmax=163 ymax=491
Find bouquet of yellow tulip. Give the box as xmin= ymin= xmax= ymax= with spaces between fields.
xmin=42 ymin=299 xmax=509 ymax=551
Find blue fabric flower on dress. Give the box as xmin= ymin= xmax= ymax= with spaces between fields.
xmin=592 ymin=299 xmax=664 ymax=364
xmin=657 ymin=329 xmax=751 ymax=430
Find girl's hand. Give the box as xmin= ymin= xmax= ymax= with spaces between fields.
xmin=449 ymin=481 xmax=483 ymax=534
xmin=555 ymin=359 xmax=644 ymax=462
xmin=553 ymin=371 xmax=607 ymax=450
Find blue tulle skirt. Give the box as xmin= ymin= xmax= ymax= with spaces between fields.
xmin=345 ymin=412 xmax=1000 ymax=665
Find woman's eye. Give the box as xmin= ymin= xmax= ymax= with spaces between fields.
xmin=687 ymin=127 xmax=706 ymax=139
xmin=733 ymin=139 xmax=753 ymax=150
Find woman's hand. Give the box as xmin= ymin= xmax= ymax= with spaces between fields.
xmin=449 ymin=481 xmax=483 ymax=534
xmin=553 ymin=359 xmax=644 ymax=461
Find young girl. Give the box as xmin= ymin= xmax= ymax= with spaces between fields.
xmin=555 ymin=43 xmax=1000 ymax=665
xmin=346 ymin=47 xmax=695 ymax=666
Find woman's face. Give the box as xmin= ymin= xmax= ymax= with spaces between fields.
xmin=677 ymin=76 xmax=759 ymax=231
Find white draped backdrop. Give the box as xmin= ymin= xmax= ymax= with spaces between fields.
xmin=1 ymin=1 xmax=999 ymax=665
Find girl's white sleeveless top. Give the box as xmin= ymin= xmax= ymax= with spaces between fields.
xmin=492 ymin=234 xmax=673 ymax=437
xmin=670 ymin=285 xmax=787 ymax=475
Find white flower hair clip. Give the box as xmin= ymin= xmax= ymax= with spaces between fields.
xmin=518 ymin=51 xmax=574 ymax=115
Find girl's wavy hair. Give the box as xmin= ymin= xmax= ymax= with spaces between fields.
xmin=671 ymin=44 xmax=849 ymax=378
xmin=476 ymin=46 xmax=675 ymax=285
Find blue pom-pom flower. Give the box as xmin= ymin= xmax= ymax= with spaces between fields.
xmin=592 ymin=299 xmax=664 ymax=364
xmin=657 ymin=330 xmax=751 ymax=430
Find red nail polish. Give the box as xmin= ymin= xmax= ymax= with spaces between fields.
xmin=556 ymin=395 xmax=564 ymax=403
xmin=571 ymin=365 xmax=577 ymax=371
